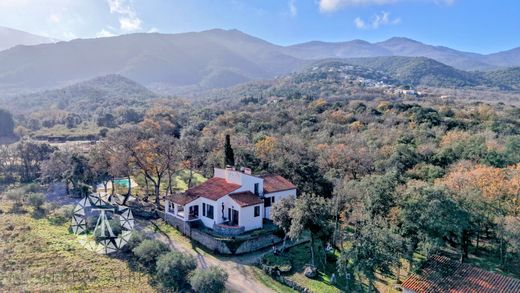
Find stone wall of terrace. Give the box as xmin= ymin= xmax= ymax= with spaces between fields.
xmin=160 ymin=211 xmax=283 ymax=255
xmin=212 ymin=223 xmax=245 ymax=236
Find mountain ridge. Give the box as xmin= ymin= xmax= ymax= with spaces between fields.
xmin=0 ymin=26 xmax=57 ymax=52
xmin=0 ymin=27 xmax=519 ymax=95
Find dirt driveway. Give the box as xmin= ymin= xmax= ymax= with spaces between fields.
xmin=136 ymin=219 xmax=278 ymax=293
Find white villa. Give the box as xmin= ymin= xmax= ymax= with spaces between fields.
xmin=165 ymin=167 xmax=296 ymax=235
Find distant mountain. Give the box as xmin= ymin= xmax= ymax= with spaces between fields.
xmin=285 ymin=40 xmax=392 ymax=59
xmin=376 ymin=37 xmax=493 ymax=71
xmin=0 ymin=29 xmax=520 ymax=96
xmin=2 ymin=74 xmax=158 ymax=114
xmin=286 ymin=37 xmax=515 ymax=71
xmin=0 ymin=29 xmax=304 ymax=96
xmin=485 ymin=48 xmax=520 ymax=68
xmin=0 ymin=26 xmax=56 ymax=52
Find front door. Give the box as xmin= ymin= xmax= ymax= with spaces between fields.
xmin=227 ymin=208 xmax=239 ymax=226
xmin=231 ymin=209 xmax=239 ymax=226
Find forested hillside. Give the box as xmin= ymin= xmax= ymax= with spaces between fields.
xmin=2 ymin=74 xmax=158 ymax=114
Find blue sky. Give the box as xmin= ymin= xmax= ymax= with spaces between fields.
xmin=0 ymin=0 xmax=519 ymax=54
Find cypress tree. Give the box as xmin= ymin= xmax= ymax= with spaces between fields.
xmin=224 ymin=134 xmax=235 ymax=167
xmin=0 ymin=108 xmax=15 ymax=137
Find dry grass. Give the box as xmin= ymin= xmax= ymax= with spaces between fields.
xmin=0 ymin=202 xmax=154 ymax=292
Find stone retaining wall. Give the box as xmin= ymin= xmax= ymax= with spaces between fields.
xmin=160 ymin=211 xmax=284 ymax=255
xmin=162 ymin=211 xmax=191 ymax=234
xmin=235 ymin=234 xmax=281 ymax=254
xmin=191 ymin=229 xmax=233 ymax=254
xmin=212 ymin=223 xmax=245 ymax=236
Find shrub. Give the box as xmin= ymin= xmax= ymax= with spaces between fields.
xmin=156 ymin=251 xmax=196 ymax=290
xmin=23 ymin=183 xmax=41 ymax=193
xmin=48 ymin=205 xmax=75 ymax=225
xmin=189 ymin=266 xmax=228 ymax=293
xmin=5 ymin=188 xmax=26 ymax=203
xmin=132 ymin=239 xmax=169 ymax=270
xmin=27 ymin=193 xmax=45 ymax=210
xmin=261 ymin=253 xmax=292 ymax=273
xmin=121 ymin=231 xmax=145 ymax=253
xmin=5 ymin=188 xmax=27 ymax=212
xmin=94 ymin=219 xmax=122 ymax=242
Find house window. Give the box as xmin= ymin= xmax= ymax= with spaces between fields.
xmin=254 ymin=183 xmax=259 ymax=196
xmin=264 ymin=197 xmax=271 ymax=207
xmin=254 ymin=206 xmax=260 ymax=217
xmin=203 ymin=203 xmax=206 ymax=217
xmin=272 ymin=196 xmax=275 ymax=204
xmin=207 ymin=205 xmax=214 ymax=219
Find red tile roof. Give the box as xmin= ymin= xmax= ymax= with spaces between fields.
xmin=168 ymin=193 xmax=198 ymax=205
xmin=402 ymin=255 xmax=520 ymax=293
xmin=229 ymin=191 xmax=263 ymax=207
xmin=261 ymin=174 xmax=296 ymax=193
xmin=186 ymin=177 xmax=241 ymax=201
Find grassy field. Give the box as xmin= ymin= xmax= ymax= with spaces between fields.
xmin=0 ymin=201 xmax=153 ymax=292
xmin=32 ymin=122 xmax=101 ymax=140
xmin=269 ymin=242 xmax=344 ymax=293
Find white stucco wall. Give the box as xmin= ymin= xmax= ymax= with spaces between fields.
xmin=214 ymin=168 xmax=264 ymax=196
xmin=239 ymin=204 xmax=263 ymax=231
xmin=264 ymin=189 xmax=297 ymax=219
xmin=197 ymin=197 xmax=220 ymax=228
xmin=167 ymin=168 xmax=295 ymax=233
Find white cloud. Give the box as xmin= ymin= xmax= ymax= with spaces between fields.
xmin=354 ymin=11 xmax=401 ymax=29
xmin=96 ymin=29 xmax=115 ymax=38
xmin=354 ymin=17 xmax=366 ymax=29
xmin=106 ymin=0 xmax=142 ymax=32
xmin=61 ymin=31 xmax=77 ymax=40
xmin=319 ymin=0 xmax=455 ymax=12
xmin=289 ymin=0 xmax=297 ymax=17
xmin=119 ymin=16 xmax=141 ymax=31
xmin=49 ymin=14 xmax=61 ymax=23
xmin=148 ymin=27 xmax=159 ymax=33
xmin=320 ymin=0 xmax=396 ymax=12
xmin=435 ymin=0 xmax=455 ymax=5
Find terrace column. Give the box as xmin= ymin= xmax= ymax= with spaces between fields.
xmin=165 ymin=200 xmax=170 ymax=213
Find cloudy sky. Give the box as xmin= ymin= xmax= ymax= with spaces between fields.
xmin=0 ymin=0 xmax=518 ymax=53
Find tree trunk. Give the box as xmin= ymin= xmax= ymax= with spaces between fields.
xmin=282 ymin=234 xmax=288 ymax=252
xmin=65 ymin=180 xmax=70 ymax=195
xmin=103 ymin=182 xmax=108 ymax=193
xmin=460 ymin=230 xmax=469 ymax=263
xmin=127 ymin=175 xmax=132 ymax=196
xmin=144 ymin=175 xmax=150 ymax=201
xmin=188 ymin=168 xmax=193 ymax=188
xmin=111 ymin=178 xmax=115 ymax=195
xmin=155 ymin=176 xmax=162 ymax=207
xmin=475 ymin=225 xmax=480 ymax=256
xmin=167 ymin=169 xmax=173 ymax=195
xmin=310 ymin=234 xmax=316 ymax=268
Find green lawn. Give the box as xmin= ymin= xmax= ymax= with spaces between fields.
xmin=250 ymin=267 xmax=298 ymax=293
xmin=262 ymin=241 xmax=345 ymax=293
